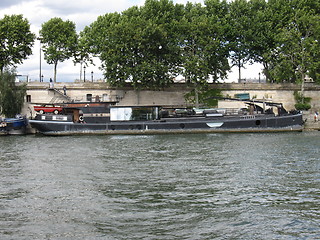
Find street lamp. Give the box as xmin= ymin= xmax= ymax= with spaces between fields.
xmin=91 ymin=71 xmax=94 ymax=82
xmin=83 ymin=65 xmax=86 ymax=82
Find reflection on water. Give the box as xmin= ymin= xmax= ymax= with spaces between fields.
xmin=0 ymin=133 xmax=319 ymax=239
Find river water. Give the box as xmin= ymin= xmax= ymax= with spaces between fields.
xmin=0 ymin=132 xmax=319 ymax=240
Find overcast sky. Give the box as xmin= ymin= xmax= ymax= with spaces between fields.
xmin=1 ymin=0 xmax=262 ymax=83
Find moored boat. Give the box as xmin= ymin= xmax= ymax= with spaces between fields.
xmin=29 ymin=100 xmax=304 ymax=135
xmin=0 ymin=116 xmax=28 ymax=135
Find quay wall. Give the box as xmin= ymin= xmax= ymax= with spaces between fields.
xmin=22 ymin=82 xmax=320 ymax=123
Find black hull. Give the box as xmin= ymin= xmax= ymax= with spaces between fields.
xmin=29 ymin=113 xmax=303 ymax=135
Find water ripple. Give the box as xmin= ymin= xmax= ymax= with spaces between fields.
xmin=0 ymin=133 xmax=319 ymax=239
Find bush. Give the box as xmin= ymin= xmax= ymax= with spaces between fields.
xmin=293 ymin=90 xmax=311 ymax=111
xmin=294 ymin=103 xmax=311 ymax=111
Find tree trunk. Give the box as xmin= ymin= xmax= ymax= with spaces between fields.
xmin=195 ymin=87 xmax=199 ymax=108
xmin=238 ymin=59 xmax=241 ymax=83
xmin=263 ymin=62 xmax=270 ymax=83
xmin=54 ymin=61 xmax=58 ymax=82
xmin=79 ymin=62 xmax=83 ymax=81
xmin=301 ymin=70 xmax=305 ymax=104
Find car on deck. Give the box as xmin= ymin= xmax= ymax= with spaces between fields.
xmin=34 ymin=104 xmax=63 ymax=115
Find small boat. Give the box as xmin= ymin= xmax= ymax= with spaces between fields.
xmin=0 ymin=116 xmax=28 ymax=135
xmin=29 ymin=99 xmax=304 ymax=135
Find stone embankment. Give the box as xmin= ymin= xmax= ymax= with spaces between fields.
xmin=303 ymin=112 xmax=320 ymax=131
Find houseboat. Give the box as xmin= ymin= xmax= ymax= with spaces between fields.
xmin=29 ymin=100 xmax=304 ymax=135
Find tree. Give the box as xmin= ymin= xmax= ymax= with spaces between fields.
xmin=84 ymin=0 xmax=184 ymax=90
xmin=227 ymin=0 xmax=252 ymax=82
xmin=262 ymin=0 xmax=320 ymax=84
xmin=204 ymin=0 xmax=230 ymax=82
xmin=245 ymin=0 xmax=275 ymax=82
xmin=0 ymin=14 xmax=35 ymax=72
xmin=74 ymin=30 xmax=94 ymax=81
xmin=180 ymin=1 xmax=229 ymax=106
xmin=268 ymin=2 xmax=320 ymax=81
xmin=0 ymin=68 xmax=26 ymax=117
xmin=83 ymin=0 xmax=230 ymax=101
xmin=40 ymin=18 xmax=78 ymax=82
xmin=136 ymin=0 xmax=185 ymax=89
xmin=83 ymin=12 xmax=128 ymax=85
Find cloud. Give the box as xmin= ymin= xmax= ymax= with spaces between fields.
xmin=45 ymin=0 xmax=134 ymax=15
xmin=0 ymin=0 xmax=25 ymax=8
xmin=42 ymin=0 xmax=146 ymax=31
xmin=0 ymin=1 xmax=48 ymax=32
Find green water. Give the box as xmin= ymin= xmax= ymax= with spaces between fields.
xmin=0 ymin=132 xmax=319 ymax=239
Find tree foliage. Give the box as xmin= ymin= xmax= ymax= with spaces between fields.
xmin=63 ymin=0 xmax=320 ymax=93
xmin=266 ymin=0 xmax=320 ymax=83
xmin=0 ymin=1 xmax=317 ymax=109
xmin=0 ymin=68 xmax=26 ymax=117
xmin=83 ymin=0 xmax=231 ymax=91
xmin=181 ymin=1 xmax=229 ymax=85
xmin=224 ymin=0 xmax=319 ymax=84
xmin=40 ymin=18 xmax=78 ymax=82
xmin=84 ymin=0 xmax=185 ymax=90
xmin=227 ymin=0 xmax=253 ymax=82
xmin=0 ymin=14 xmax=35 ymax=72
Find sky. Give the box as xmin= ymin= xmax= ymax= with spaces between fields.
xmin=0 ymin=0 xmax=263 ymax=83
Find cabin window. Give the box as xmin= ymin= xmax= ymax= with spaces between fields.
xmin=86 ymin=94 xmax=92 ymax=102
xmin=110 ymin=108 xmax=132 ymax=121
xmin=110 ymin=107 xmax=158 ymax=121
xmin=131 ymin=107 xmax=155 ymax=120
xmin=26 ymin=95 xmax=31 ymax=102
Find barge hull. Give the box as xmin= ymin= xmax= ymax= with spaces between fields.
xmin=29 ymin=113 xmax=303 ymax=135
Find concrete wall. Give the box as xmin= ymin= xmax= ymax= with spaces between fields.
xmin=23 ymin=82 xmax=320 ymax=118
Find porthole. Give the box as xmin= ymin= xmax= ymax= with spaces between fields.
xmin=255 ymin=120 xmax=261 ymax=126
xmin=180 ymin=123 xmax=185 ymax=129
